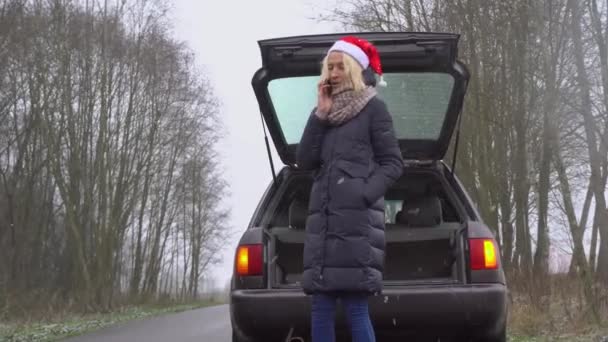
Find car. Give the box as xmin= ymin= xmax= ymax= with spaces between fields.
xmin=230 ymin=32 xmax=508 ymax=342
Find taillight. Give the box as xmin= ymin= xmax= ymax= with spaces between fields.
xmin=236 ymin=244 xmax=263 ymax=276
xmin=469 ymin=238 xmax=498 ymax=270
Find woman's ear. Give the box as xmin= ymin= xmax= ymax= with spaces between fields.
xmin=362 ymin=67 xmax=377 ymax=87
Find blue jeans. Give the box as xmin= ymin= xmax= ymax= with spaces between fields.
xmin=311 ymin=292 xmax=376 ymax=342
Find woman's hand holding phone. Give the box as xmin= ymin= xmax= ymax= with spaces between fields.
xmin=315 ymin=79 xmax=332 ymax=120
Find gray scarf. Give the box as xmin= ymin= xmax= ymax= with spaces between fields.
xmin=327 ymin=83 xmax=377 ymax=126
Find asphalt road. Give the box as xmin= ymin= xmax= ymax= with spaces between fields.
xmin=64 ymin=304 xmax=231 ymax=342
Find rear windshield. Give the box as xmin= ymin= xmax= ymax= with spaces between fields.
xmin=267 ymin=72 xmax=455 ymax=144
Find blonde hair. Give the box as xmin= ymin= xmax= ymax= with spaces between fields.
xmin=320 ymin=52 xmax=366 ymax=92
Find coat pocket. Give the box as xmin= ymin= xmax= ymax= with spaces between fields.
xmin=332 ymin=159 xmax=371 ymax=209
xmin=335 ymin=159 xmax=371 ymax=179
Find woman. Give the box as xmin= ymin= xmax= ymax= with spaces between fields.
xmin=296 ymin=36 xmax=404 ymax=342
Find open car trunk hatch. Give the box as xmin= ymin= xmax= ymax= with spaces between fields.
xmin=252 ymin=32 xmax=470 ymax=166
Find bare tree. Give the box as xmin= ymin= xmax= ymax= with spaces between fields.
xmin=569 ymin=0 xmax=608 ymax=285
xmin=0 ymin=0 xmax=230 ymax=314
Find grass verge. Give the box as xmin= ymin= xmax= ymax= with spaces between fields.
xmin=509 ymin=332 xmax=608 ymax=342
xmin=0 ymin=300 xmax=222 ymax=342
xmin=506 ymin=273 xmax=608 ymax=342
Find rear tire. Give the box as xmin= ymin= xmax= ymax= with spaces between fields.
xmin=232 ymin=330 xmax=248 ymax=342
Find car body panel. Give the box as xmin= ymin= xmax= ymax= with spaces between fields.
xmin=231 ymin=284 xmax=507 ymax=341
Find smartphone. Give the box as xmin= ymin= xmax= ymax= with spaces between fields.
xmin=324 ymin=79 xmax=333 ymax=96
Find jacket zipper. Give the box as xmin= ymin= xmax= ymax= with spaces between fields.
xmin=320 ymin=127 xmax=338 ymax=282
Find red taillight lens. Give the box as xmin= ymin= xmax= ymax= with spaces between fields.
xmin=236 ymin=244 xmax=263 ymax=276
xmin=469 ymin=238 xmax=498 ymax=270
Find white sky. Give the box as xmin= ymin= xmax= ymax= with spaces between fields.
xmin=171 ymin=0 xmax=342 ymax=288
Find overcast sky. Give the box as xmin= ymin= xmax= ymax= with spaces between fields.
xmin=171 ymin=0 xmax=342 ymax=287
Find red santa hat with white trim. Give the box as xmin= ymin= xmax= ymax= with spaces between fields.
xmin=328 ymin=35 xmax=387 ymax=87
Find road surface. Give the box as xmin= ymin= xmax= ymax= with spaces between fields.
xmin=64 ymin=304 xmax=231 ymax=342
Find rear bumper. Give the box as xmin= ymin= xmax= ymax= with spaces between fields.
xmin=231 ymin=284 xmax=508 ymax=340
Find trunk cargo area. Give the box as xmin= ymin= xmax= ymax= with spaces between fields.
xmin=267 ymin=170 xmax=466 ymax=288
xmin=269 ymin=225 xmax=464 ymax=287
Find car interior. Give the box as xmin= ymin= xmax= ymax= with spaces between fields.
xmin=267 ymin=170 xmax=465 ymax=287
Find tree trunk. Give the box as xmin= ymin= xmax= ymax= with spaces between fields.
xmin=569 ymin=186 xmax=593 ymax=275
xmin=587 ymin=0 xmax=608 ymax=281
xmin=589 ymin=214 xmax=600 ymax=272
xmin=513 ymin=0 xmax=532 ymax=274
xmin=554 ymin=145 xmax=600 ymax=319
xmin=534 ymin=50 xmax=557 ymax=277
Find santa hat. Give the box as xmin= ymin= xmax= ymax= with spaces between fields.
xmin=328 ymin=36 xmax=387 ymax=87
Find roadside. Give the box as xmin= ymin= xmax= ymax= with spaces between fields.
xmin=510 ymin=333 xmax=608 ymax=342
xmin=0 ymin=300 xmax=224 ymax=342
xmin=2 ymin=275 xmax=606 ymax=342
xmin=509 ymin=321 xmax=608 ymax=341
xmin=507 ymin=273 xmax=608 ymax=342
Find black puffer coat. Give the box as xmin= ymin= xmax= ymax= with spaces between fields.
xmin=297 ymin=97 xmax=403 ymax=294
